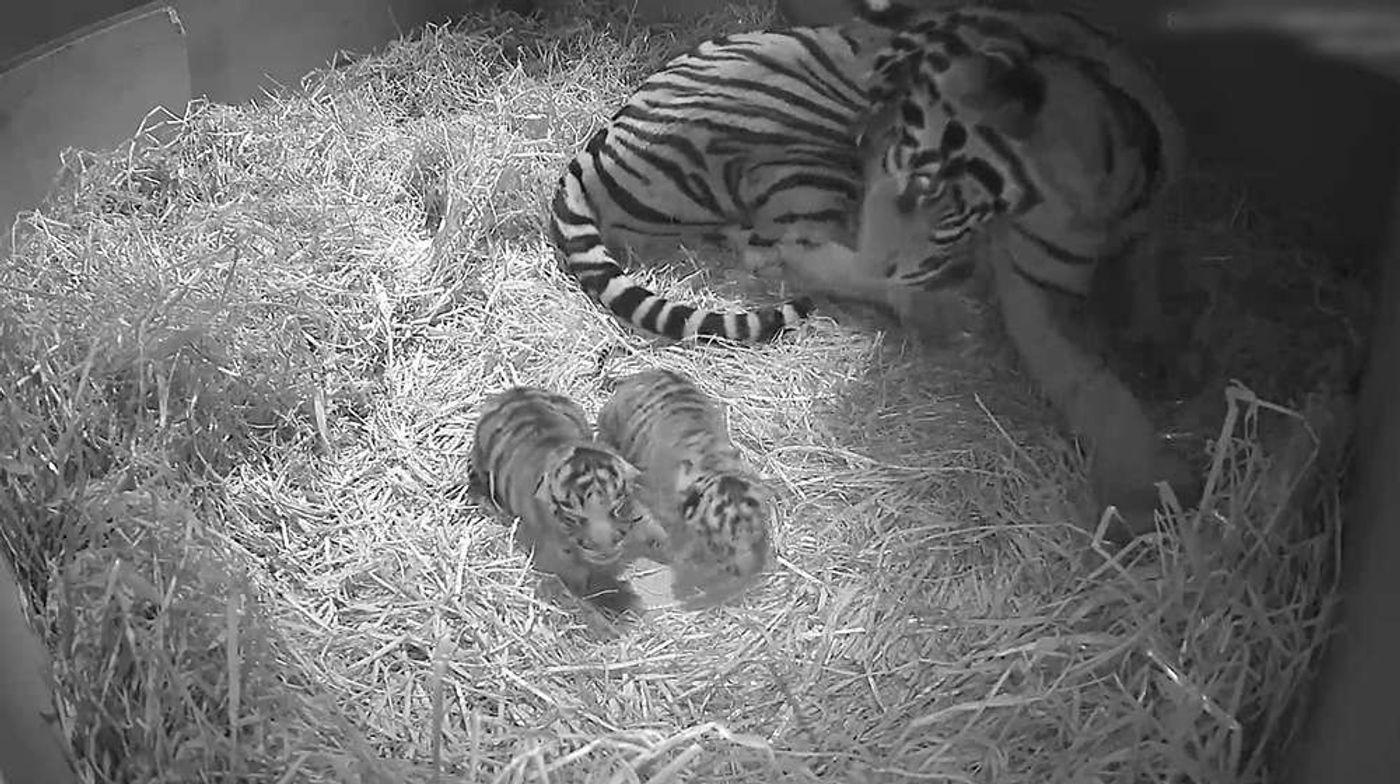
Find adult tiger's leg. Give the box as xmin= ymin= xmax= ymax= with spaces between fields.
xmin=768 ymin=239 xmax=892 ymax=302
xmin=771 ymin=238 xmax=979 ymax=340
xmin=1088 ymin=218 xmax=1211 ymax=409
xmin=1119 ymin=227 xmax=1173 ymax=349
xmin=989 ymin=241 xmax=1198 ymax=540
xmin=735 ymin=176 xmax=978 ymax=337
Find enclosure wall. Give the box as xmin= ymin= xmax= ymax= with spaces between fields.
xmin=0 ymin=0 xmax=151 ymax=66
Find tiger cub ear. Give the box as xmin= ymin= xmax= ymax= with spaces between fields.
xmin=615 ymin=455 xmax=642 ymax=482
xmin=532 ymin=471 xmax=553 ymax=504
xmin=534 ymin=445 xmax=574 ymax=503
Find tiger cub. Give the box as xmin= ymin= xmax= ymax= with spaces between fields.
xmin=467 ymin=386 xmax=665 ymax=613
xmin=596 ymin=369 xmax=773 ymax=608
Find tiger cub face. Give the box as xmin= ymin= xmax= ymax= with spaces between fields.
xmin=668 ymin=456 xmax=773 ymax=604
xmin=536 ymin=443 xmax=656 ymax=567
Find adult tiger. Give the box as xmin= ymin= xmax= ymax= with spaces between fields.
xmin=467 ymin=386 xmax=665 ymax=613
xmin=596 ymin=368 xmax=773 ymax=608
xmin=775 ymin=0 xmax=1195 ymax=536
xmin=550 ymin=0 xmax=1193 ymax=534
xmin=550 ymin=0 xmax=1178 ymax=338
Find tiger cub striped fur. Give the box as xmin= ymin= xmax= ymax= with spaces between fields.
xmin=596 ymin=369 xmax=773 ymax=608
xmin=467 ymin=386 xmax=665 ymax=613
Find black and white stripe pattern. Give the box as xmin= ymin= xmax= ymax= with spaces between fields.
xmin=550 ymin=26 xmax=877 ymax=342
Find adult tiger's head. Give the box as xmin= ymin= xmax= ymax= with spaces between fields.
xmin=847 ymin=2 xmax=1048 ymax=290
xmin=536 ymin=442 xmax=649 ymax=567
xmin=668 ymin=457 xmax=772 ymax=603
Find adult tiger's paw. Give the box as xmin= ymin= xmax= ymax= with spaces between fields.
xmin=740 ymin=243 xmax=787 ymax=280
xmin=775 ymin=238 xmax=859 ymax=289
xmin=892 ymin=286 xmax=983 ymax=346
xmin=1088 ymin=445 xmax=1201 ymax=544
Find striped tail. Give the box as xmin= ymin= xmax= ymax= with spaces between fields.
xmin=548 ymin=162 xmax=815 ymax=344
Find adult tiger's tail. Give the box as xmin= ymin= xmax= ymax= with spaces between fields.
xmin=548 ymin=158 xmax=815 ymax=344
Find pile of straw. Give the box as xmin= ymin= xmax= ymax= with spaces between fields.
xmin=0 ymin=3 xmax=1367 ymax=781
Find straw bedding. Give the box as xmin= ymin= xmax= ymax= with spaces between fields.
xmin=0 ymin=2 xmax=1370 ymax=782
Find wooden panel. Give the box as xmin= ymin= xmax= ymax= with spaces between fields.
xmin=630 ymin=0 xmax=736 ymax=22
xmin=174 ymin=0 xmax=388 ymax=102
xmin=0 ymin=1 xmax=475 ymax=103
xmin=0 ymin=0 xmax=148 ymax=66
xmin=391 ymin=0 xmax=477 ymax=29
xmin=0 ymin=3 xmax=189 ymax=249
xmin=1282 ymin=166 xmax=1400 ymax=781
xmin=173 ymin=0 xmax=476 ymax=104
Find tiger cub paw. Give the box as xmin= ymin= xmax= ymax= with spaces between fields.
xmin=621 ymin=513 xmax=673 ymax=565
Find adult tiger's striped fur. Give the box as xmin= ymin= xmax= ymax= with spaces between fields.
xmin=548 ymin=24 xmax=869 ymax=342
xmin=548 ymin=2 xmax=1179 ymax=341
xmin=467 ymin=386 xmax=664 ymax=613
xmin=555 ymin=0 xmax=1195 ymax=536
xmin=596 ymin=369 xmax=772 ymax=608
